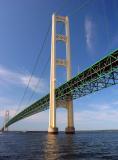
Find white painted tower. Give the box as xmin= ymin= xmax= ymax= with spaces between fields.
xmin=48 ymin=14 xmax=75 ymax=134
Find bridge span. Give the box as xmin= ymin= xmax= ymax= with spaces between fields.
xmin=2 ymin=14 xmax=118 ymax=133
xmin=3 ymin=49 xmax=118 ymax=130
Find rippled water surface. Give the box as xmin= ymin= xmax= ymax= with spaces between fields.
xmin=0 ymin=131 xmax=118 ymax=160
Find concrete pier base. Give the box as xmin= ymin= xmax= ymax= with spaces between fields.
xmin=48 ymin=127 xmax=58 ymax=134
xmin=65 ymin=127 xmax=75 ymax=134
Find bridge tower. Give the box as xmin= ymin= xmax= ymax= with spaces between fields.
xmin=48 ymin=14 xmax=75 ymax=134
xmin=4 ymin=110 xmax=9 ymax=131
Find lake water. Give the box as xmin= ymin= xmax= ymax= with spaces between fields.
xmin=0 ymin=131 xmax=118 ymax=160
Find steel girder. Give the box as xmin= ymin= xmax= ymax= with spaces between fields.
xmin=4 ymin=49 xmax=118 ymax=128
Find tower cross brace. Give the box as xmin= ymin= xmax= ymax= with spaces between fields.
xmin=48 ymin=14 xmax=75 ymax=134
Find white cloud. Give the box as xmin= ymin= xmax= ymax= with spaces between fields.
xmin=112 ymin=101 xmax=118 ymax=105
xmin=9 ymin=110 xmax=49 ymax=131
xmin=0 ymin=65 xmax=48 ymax=93
xmin=74 ymin=103 xmax=118 ymax=130
xmin=0 ymin=65 xmax=20 ymax=85
xmin=85 ymin=17 xmax=94 ymax=52
xmin=0 ymin=97 xmax=14 ymax=105
xmin=88 ymin=103 xmax=111 ymax=111
xmin=0 ymin=65 xmax=49 ymax=128
xmin=9 ymin=102 xmax=118 ymax=131
xmin=20 ymin=75 xmax=48 ymax=93
xmin=24 ymin=111 xmax=49 ymax=122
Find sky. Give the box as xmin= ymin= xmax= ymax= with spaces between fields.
xmin=0 ymin=0 xmax=118 ymax=131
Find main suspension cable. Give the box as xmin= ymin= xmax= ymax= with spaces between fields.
xmin=15 ymin=23 xmax=51 ymax=114
xmin=15 ymin=0 xmax=69 ymax=114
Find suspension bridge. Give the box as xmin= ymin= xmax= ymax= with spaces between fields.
xmin=2 ymin=14 xmax=118 ymax=133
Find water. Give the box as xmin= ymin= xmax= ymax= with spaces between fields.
xmin=0 ymin=131 xmax=118 ymax=160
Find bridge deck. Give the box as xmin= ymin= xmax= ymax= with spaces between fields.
xmin=5 ymin=49 xmax=118 ymax=128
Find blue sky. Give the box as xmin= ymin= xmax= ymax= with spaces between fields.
xmin=0 ymin=0 xmax=118 ymax=131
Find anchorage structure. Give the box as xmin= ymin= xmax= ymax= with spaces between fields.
xmin=48 ymin=14 xmax=75 ymax=134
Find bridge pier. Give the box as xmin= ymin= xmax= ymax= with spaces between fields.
xmin=65 ymin=101 xmax=75 ymax=134
xmin=48 ymin=14 xmax=75 ymax=134
xmin=48 ymin=127 xmax=58 ymax=134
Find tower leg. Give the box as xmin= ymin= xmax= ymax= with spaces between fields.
xmin=48 ymin=100 xmax=58 ymax=134
xmin=48 ymin=14 xmax=58 ymax=134
xmin=48 ymin=96 xmax=58 ymax=134
xmin=65 ymin=101 xmax=75 ymax=134
xmin=48 ymin=14 xmax=74 ymax=134
xmin=48 ymin=127 xmax=58 ymax=134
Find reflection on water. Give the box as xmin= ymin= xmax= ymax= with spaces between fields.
xmin=44 ymin=134 xmax=75 ymax=160
xmin=0 ymin=131 xmax=118 ymax=160
xmin=44 ymin=134 xmax=59 ymax=160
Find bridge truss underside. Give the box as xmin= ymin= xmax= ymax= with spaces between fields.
xmin=4 ymin=49 xmax=118 ymax=128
